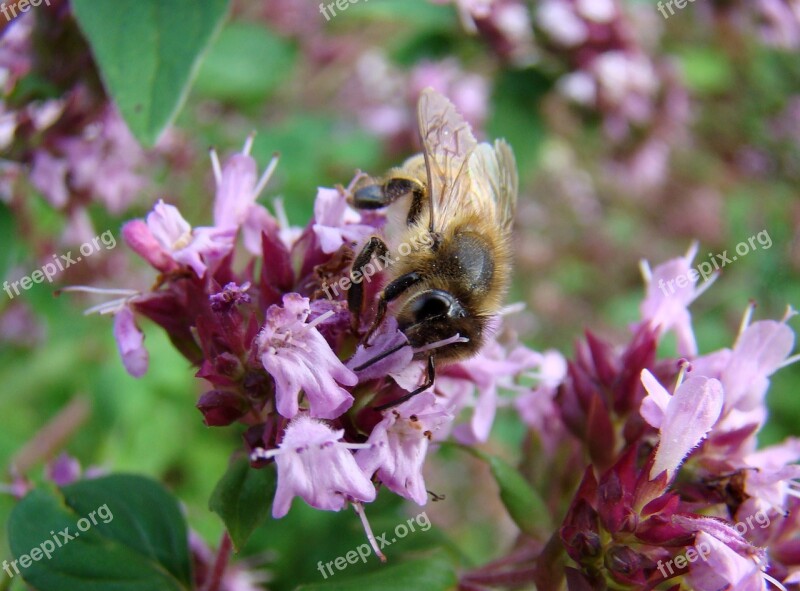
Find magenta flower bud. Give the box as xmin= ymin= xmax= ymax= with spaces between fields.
xmin=113 ymin=305 xmax=148 ymax=378
xmin=196 ymin=390 xmax=248 ymax=427
xmin=122 ymin=219 xmax=178 ymax=273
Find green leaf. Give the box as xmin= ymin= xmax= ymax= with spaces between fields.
xmin=488 ymin=67 xmax=553 ymax=174
xmin=674 ymin=48 xmax=733 ymax=95
xmin=7 ymin=476 xmax=191 ymax=591
xmin=209 ymin=456 xmax=277 ymax=551
xmin=294 ymin=553 xmax=457 ymax=591
xmin=485 ymin=454 xmax=552 ymax=536
xmin=193 ymin=23 xmax=295 ymax=105
xmin=459 ymin=446 xmax=552 ymax=537
xmin=72 ymin=0 xmax=230 ymax=146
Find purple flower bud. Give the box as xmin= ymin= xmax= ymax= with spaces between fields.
xmin=196 ymin=390 xmax=249 ymax=427
xmin=113 ymin=305 xmax=148 ymax=378
xmin=122 ymin=219 xmax=178 ymax=273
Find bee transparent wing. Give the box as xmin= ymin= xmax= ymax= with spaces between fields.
xmin=469 ymin=139 xmax=518 ymax=231
xmin=417 ymin=88 xmax=479 ymax=232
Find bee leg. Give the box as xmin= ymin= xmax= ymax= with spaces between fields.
xmin=364 ymin=270 xmax=423 ymax=343
xmin=352 ymin=179 xmax=425 ymax=220
xmin=348 ymin=236 xmax=389 ymax=332
xmin=374 ymin=355 xmax=435 ymax=411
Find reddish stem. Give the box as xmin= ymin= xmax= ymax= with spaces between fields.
xmin=204 ymin=532 xmax=233 ymax=591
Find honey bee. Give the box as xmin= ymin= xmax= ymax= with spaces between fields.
xmin=347 ymin=88 xmax=518 ymax=410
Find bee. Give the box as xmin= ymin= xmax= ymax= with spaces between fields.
xmin=347 ymin=87 xmax=518 ymax=410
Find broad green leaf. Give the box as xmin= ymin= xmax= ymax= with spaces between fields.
xmin=193 ymin=23 xmax=295 ymax=105
xmin=460 ymin=446 xmax=552 ymax=537
xmin=7 ymin=476 xmax=191 ymax=591
xmin=485 ymin=454 xmax=552 ymax=537
xmin=72 ymin=0 xmax=230 ymax=146
xmin=295 ymin=553 xmax=457 ymax=591
xmin=209 ymin=456 xmax=276 ymax=551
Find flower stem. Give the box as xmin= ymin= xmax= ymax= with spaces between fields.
xmin=204 ymin=531 xmax=233 ymax=591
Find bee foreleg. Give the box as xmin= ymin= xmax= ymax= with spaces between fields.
xmin=374 ymin=355 xmax=435 ymax=411
xmin=348 ymin=236 xmax=389 ymax=332
xmin=364 ymin=270 xmax=423 ymax=343
xmin=352 ymin=178 xmax=425 ymax=224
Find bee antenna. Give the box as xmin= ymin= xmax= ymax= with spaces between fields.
xmin=353 ymin=341 xmax=410 ymax=372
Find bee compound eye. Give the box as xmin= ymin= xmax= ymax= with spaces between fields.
xmin=410 ymin=290 xmax=460 ymax=323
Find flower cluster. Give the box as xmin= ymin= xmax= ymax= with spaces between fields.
xmin=514 ymin=247 xmax=800 ymax=590
xmin=88 ymin=138 xmax=552 ymax=550
xmin=0 ymin=6 xmax=184 ymax=242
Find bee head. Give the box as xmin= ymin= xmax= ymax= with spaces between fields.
xmin=397 ymin=289 xmax=482 ymax=360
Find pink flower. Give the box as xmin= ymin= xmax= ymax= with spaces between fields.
xmin=30 ymin=151 xmax=69 ymax=208
xmin=257 ymin=293 xmax=357 ymax=419
xmin=738 ymin=438 xmax=800 ymax=516
xmin=145 ymin=200 xmax=234 ymax=278
xmin=688 ymin=532 xmax=768 ymax=591
xmin=640 ymin=243 xmax=712 ymax=357
xmin=312 ymin=187 xmax=375 ymax=254
xmin=255 ymin=415 xmax=376 ymax=517
xmin=640 ymin=369 xmax=723 ymax=480
xmin=113 ymin=305 xmax=148 ymax=378
xmin=347 ymin=317 xmax=413 ymax=382
xmin=210 ymin=136 xmax=278 ymax=232
xmin=720 ymin=315 xmax=796 ymax=413
xmin=356 ymin=392 xmax=452 ymax=505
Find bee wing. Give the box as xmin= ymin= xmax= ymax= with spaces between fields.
xmin=417 ymin=88 xmax=479 ymax=232
xmin=468 ymin=139 xmax=518 ymax=231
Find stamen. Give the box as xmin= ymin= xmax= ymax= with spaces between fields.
xmin=779 ymin=354 xmax=800 ymax=371
xmin=782 ymin=305 xmax=798 ymax=323
xmin=762 ymin=570 xmax=787 ymax=591
xmin=273 ymin=197 xmax=290 ymax=229
xmin=413 ymin=334 xmax=468 ymax=355
xmin=737 ymin=300 xmax=757 ymax=340
xmin=692 ymin=271 xmax=718 ymax=301
xmin=242 ymin=132 xmax=255 ymax=156
xmin=340 ymin=442 xmax=373 ymax=451
xmin=352 ymin=502 xmax=386 ymax=563
xmin=249 ymin=447 xmax=281 ymax=462
xmin=674 ymin=359 xmax=692 ymax=390
xmin=60 ymin=286 xmax=139 ymax=297
xmin=302 ymin=310 xmax=335 ymax=333
xmin=685 ymin=240 xmax=699 ymax=263
xmin=253 ymin=153 xmax=279 ymax=200
xmin=639 ymin=259 xmax=652 ymax=283
xmin=499 ymin=302 xmax=526 ymax=316
xmin=83 ymin=298 xmax=130 ymax=316
xmin=209 ymin=148 xmax=222 ymax=185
